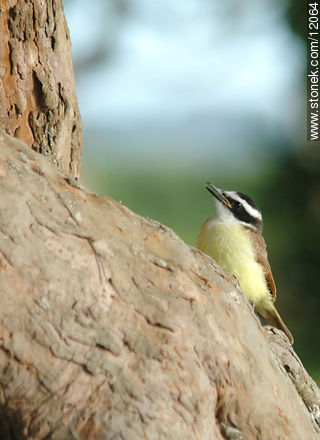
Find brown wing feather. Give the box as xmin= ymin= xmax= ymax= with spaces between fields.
xmin=245 ymin=227 xmax=277 ymax=301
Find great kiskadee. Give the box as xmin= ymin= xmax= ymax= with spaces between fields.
xmin=198 ymin=182 xmax=293 ymax=344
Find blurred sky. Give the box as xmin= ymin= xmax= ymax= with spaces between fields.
xmin=64 ymin=0 xmax=305 ymax=170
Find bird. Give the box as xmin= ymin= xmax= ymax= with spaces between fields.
xmin=198 ymin=182 xmax=293 ymax=344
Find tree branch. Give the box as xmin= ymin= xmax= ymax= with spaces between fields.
xmin=0 ymin=130 xmax=319 ymax=439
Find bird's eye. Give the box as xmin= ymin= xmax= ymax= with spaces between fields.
xmin=234 ymin=201 xmax=242 ymax=209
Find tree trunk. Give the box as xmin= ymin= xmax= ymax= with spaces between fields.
xmin=0 ymin=130 xmax=319 ymax=439
xmin=0 ymin=1 xmax=319 ymax=439
xmin=0 ymin=0 xmax=82 ymax=178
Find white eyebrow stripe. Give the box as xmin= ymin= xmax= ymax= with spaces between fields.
xmin=227 ymin=191 xmax=262 ymax=220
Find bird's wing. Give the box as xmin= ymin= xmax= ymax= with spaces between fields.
xmin=246 ymin=227 xmax=277 ymax=301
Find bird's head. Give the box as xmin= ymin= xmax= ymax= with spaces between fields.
xmin=205 ymin=182 xmax=263 ymax=232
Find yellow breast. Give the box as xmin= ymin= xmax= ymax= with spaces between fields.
xmin=198 ymin=219 xmax=272 ymax=311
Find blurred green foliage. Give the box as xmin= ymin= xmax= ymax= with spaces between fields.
xmin=259 ymin=146 xmax=320 ymax=383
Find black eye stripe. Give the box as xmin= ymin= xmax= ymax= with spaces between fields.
xmin=224 ymin=192 xmax=261 ymax=214
xmin=225 ymin=198 xmax=243 ymax=210
xmin=237 ymin=192 xmax=259 ymax=210
xmin=223 ymin=192 xmax=262 ymax=231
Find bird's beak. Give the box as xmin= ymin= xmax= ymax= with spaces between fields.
xmin=205 ymin=183 xmax=232 ymax=208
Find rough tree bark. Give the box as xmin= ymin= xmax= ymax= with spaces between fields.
xmin=0 ymin=130 xmax=319 ymax=439
xmin=0 ymin=1 xmax=320 ymax=440
xmin=0 ymin=0 xmax=82 ymax=178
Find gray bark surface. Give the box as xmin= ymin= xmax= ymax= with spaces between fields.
xmin=0 ymin=130 xmax=319 ymax=439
